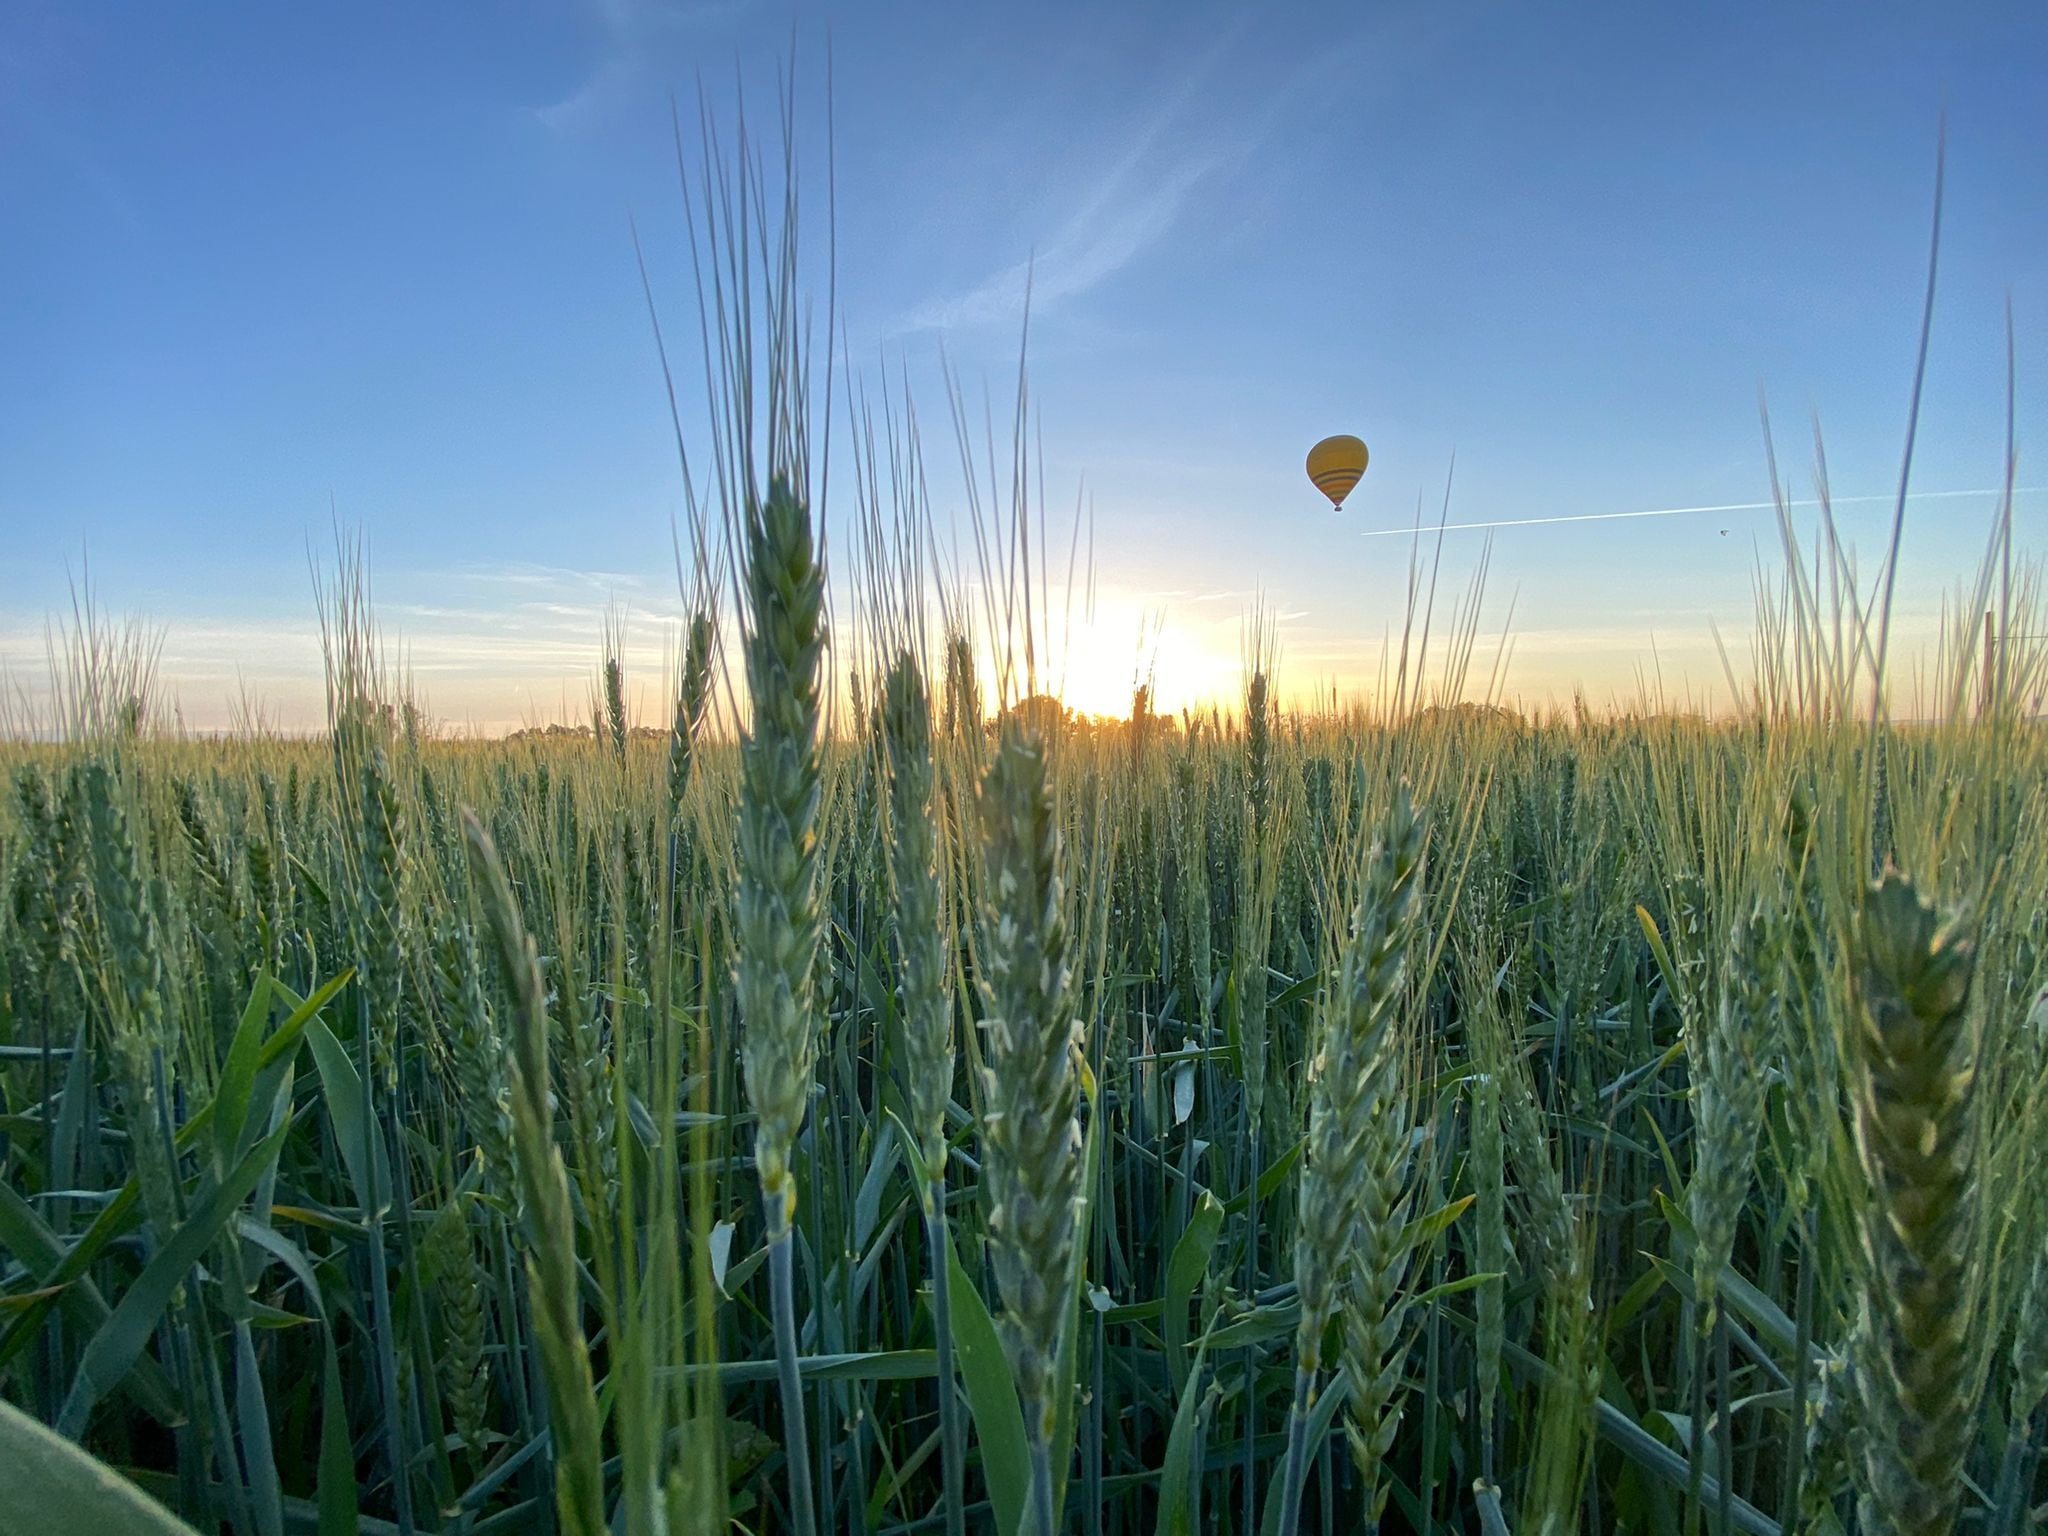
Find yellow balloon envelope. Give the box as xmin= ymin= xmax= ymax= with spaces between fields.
xmin=1306 ymin=434 xmax=1369 ymax=509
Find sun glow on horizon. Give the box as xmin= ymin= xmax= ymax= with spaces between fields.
xmin=1036 ymin=593 xmax=1239 ymax=720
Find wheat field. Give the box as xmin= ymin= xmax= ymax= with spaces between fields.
xmin=3 ymin=124 xmax=2046 ymax=1536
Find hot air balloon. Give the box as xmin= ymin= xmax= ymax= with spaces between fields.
xmin=1306 ymin=434 xmax=1369 ymax=510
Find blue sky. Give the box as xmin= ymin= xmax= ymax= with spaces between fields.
xmin=3 ymin=0 xmax=2044 ymax=728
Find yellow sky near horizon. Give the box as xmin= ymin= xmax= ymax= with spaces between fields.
xmin=3 ymin=558 xmax=2024 ymax=738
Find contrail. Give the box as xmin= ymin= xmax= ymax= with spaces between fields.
xmin=1356 ymin=487 xmax=2037 ymax=538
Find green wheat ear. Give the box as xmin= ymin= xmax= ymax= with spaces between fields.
xmin=881 ymin=645 xmax=968 ymax=1536
xmin=735 ymin=471 xmax=827 ymax=1243
xmin=603 ymin=654 xmax=627 ymax=766
xmin=1293 ymin=781 xmax=1424 ymax=1377
xmin=462 ymin=808 xmax=606 ymax=1536
xmin=942 ymin=632 xmax=981 ymax=746
xmin=881 ymin=649 xmax=953 ymax=1189
xmin=1848 ymin=866 xmax=1981 ymax=1536
xmin=669 ymin=610 xmax=716 ymax=816
xmin=421 ymin=1195 xmax=492 ymax=1459
xmin=975 ymin=719 xmax=1081 ymax=1536
xmin=731 ymin=468 xmax=827 ymax=1536
xmin=1688 ymin=906 xmax=1774 ymax=1329
xmin=1273 ymin=780 xmax=1424 ymax=1536
xmin=1333 ymin=784 xmax=1426 ymax=1530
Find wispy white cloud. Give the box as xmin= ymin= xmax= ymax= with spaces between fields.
xmin=895 ymin=17 xmax=1383 ymax=336
xmin=0 ymin=555 xmax=721 ymax=733
xmin=901 ymin=152 xmax=1224 ymax=333
xmin=531 ymin=0 xmax=756 ymax=136
xmin=534 ymin=56 xmax=638 ymax=137
xmin=426 ymin=559 xmax=662 ymax=593
xmin=895 ymin=23 xmax=1268 ymax=334
xmin=1135 ymin=587 xmax=1258 ymax=605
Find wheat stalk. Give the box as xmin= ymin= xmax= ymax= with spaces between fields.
xmin=1687 ymin=906 xmax=1775 ymax=1533
xmin=732 ymin=469 xmax=827 ymax=1536
xmin=1470 ymin=1064 xmax=1507 ymax=1489
xmin=669 ymin=611 xmax=716 ymax=818
xmin=883 ymin=651 xmax=954 ymax=1186
xmin=1847 ymin=867 xmax=1981 ymax=1536
xmin=879 ymin=648 xmax=967 ymax=1536
xmin=1170 ymin=745 xmax=1213 ymax=1030
xmin=1689 ymin=908 xmax=1774 ymax=1326
xmin=1336 ymin=1045 xmax=1420 ymax=1532
xmin=975 ymin=720 xmax=1081 ymax=1536
xmin=1274 ymin=780 xmax=1424 ymax=1536
xmin=462 ymin=809 xmax=606 ymax=1536
xmin=421 ymin=1195 xmax=493 ymax=1460
xmin=735 ymin=472 xmax=827 ymax=1242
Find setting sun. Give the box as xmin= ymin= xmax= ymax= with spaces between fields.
xmin=1039 ymin=592 xmax=1240 ymax=720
